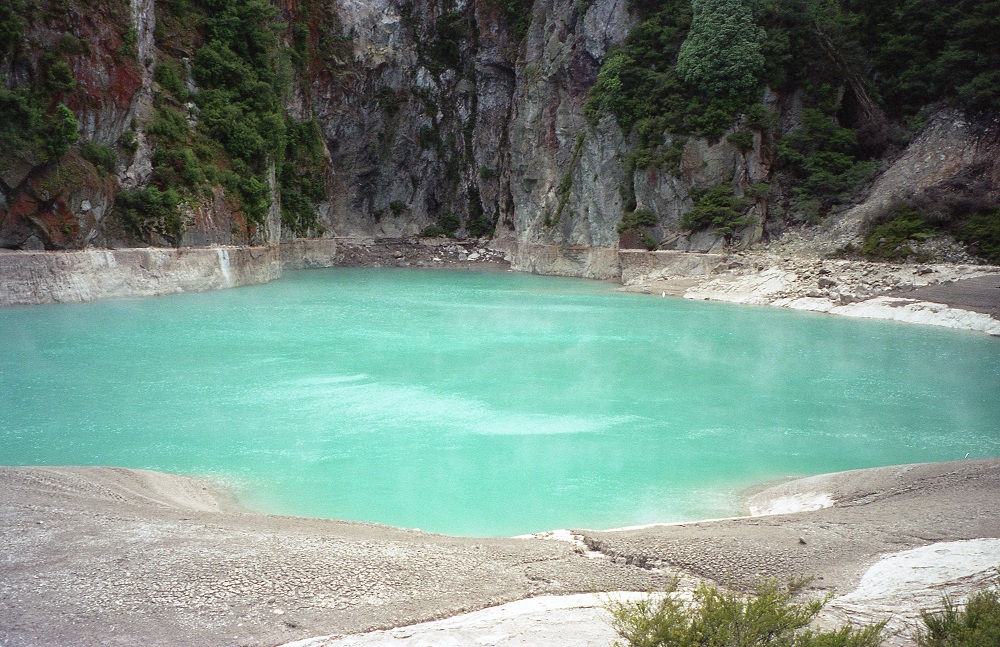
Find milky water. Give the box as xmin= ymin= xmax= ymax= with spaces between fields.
xmin=1 ymin=268 xmax=998 ymax=536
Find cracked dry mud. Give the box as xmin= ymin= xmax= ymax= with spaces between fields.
xmin=2 ymin=459 xmax=999 ymax=646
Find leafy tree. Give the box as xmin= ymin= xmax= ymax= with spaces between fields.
xmin=0 ymin=0 xmax=25 ymax=55
xmin=45 ymin=60 xmax=77 ymax=95
xmin=776 ymin=107 xmax=875 ymax=213
xmin=44 ymin=103 xmax=79 ymax=161
xmin=681 ymin=184 xmax=754 ymax=239
xmin=114 ymin=186 xmax=184 ymax=244
xmin=676 ymin=0 xmax=765 ymax=98
xmin=0 ymin=88 xmax=41 ymax=153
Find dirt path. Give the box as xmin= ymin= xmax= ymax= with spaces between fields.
xmin=892 ymin=274 xmax=1000 ymax=318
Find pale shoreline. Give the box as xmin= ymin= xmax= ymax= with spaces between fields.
xmin=2 ymin=459 xmax=998 ymax=646
xmin=3 ymin=242 xmax=998 ymax=336
xmin=618 ymin=251 xmax=1000 ymax=336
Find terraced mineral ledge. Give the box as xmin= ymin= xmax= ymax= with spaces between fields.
xmin=2 ymin=459 xmax=998 ymax=646
xmin=2 ymin=241 xmax=998 ymax=336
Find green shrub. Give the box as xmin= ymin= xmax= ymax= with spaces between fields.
xmin=617 ymin=209 xmax=657 ymax=235
xmin=726 ymin=129 xmax=754 ymax=153
xmin=0 ymin=87 xmax=41 ymax=152
xmin=424 ymin=10 xmax=471 ymax=71
xmin=45 ymin=60 xmax=76 ymax=95
xmin=745 ymin=181 xmax=772 ymax=199
xmin=119 ymin=26 xmax=137 ymax=61
xmin=483 ymin=0 xmax=533 ymax=41
xmin=114 ymin=186 xmax=183 ymax=243
xmin=861 ymin=208 xmax=934 ymax=260
xmin=119 ymin=129 xmax=139 ymax=154
xmin=958 ymin=210 xmax=1000 ymax=265
xmin=149 ymin=107 xmax=191 ymax=145
xmin=676 ymin=0 xmax=765 ymax=99
xmin=154 ymin=60 xmax=187 ymax=100
xmin=439 ymin=212 xmax=460 ymax=235
xmin=608 ymin=580 xmax=885 ymax=647
xmin=777 ymin=108 xmax=876 ymax=213
xmin=917 ymin=586 xmax=1000 ymax=647
xmin=682 ymin=184 xmax=754 ymax=239
xmin=80 ymin=142 xmax=117 ymax=174
xmin=44 ymin=103 xmax=79 ymax=160
xmin=0 ymin=0 xmax=25 ymax=55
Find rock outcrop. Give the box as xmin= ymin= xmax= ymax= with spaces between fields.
xmin=1 ymin=0 xmax=998 ymax=279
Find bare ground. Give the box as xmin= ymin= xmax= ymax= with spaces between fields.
xmin=2 ymin=459 xmax=998 ymax=646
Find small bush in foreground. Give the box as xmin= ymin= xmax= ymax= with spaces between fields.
xmin=917 ymin=587 xmax=1000 ymax=647
xmin=608 ymin=580 xmax=885 ymax=647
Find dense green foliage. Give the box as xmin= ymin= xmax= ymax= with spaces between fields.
xmin=681 ymin=185 xmax=754 ymax=240
xmin=676 ymin=0 xmax=765 ymax=98
xmin=957 ymin=211 xmax=1000 ymax=266
xmin=775 ymin=105 xmax=876 ymax=219
xmin=0 ymin=88 xmax=42 ymax=153
xmin=918 ymin=587 xmax=1000 ymax=647
xmin=114 ymin=186 xmax=184 ymax=243
xmin=608 ymin=580 xmax=885 ymax=647
xmin=872 ymin=0 xmax=1000 ymax=116
xmin=44 ymin=103 xmax=80 ymax=160
xmin=421 ymin=211 xmax=461 ymax=238
xmin=80 ymin=142 xmax=118 ymax=174
xmin=612 ymin=582 xmax=1000 ymax=647
xmin=589 ymin=0 xmax=1000 ymax=249
xmin=280 ymin=120 xmax=327 ymax=235
xmin=0 ymin=45 xmax=83 ymax=167
xmin=114 ymin=0 xmax=330 ymax=241
xmin=860 ymin=208 xmax=934 ymax=261
xmin=0 ymin=0 xmax=26 ymax=55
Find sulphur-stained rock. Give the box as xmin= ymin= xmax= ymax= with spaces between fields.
xmin=0 ymin=153 xmax=116 ymax=249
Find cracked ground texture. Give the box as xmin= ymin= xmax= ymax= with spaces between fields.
xmin=2 ymin=459 xmax=998 ymax=646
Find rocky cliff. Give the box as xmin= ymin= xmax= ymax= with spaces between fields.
xmin=1 ymin=0 xmax=998 ymax=278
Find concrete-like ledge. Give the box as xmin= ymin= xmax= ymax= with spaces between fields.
xmin=0 ymin=245 xmax=282 ymax=306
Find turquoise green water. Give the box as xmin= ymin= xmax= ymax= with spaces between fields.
xmin=1 ymin=268 xmax=998 ymax=536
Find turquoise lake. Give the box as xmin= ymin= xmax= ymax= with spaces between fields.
xmin=1 ymin=268 xmax=998 ymax=536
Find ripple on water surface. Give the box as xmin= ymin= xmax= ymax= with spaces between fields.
xmin=0 ymin=268 xmax=997 ymax=536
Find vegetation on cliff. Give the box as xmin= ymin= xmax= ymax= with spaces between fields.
xmin=587 ymin=0 xmax=999 ymax=256
xmin=141 ymin=0 xmax=331 ymax=240
xmin=0 ymin=0 xmax=996 ymax=260
xmin=0 ymin=0 xmax=332 ymax=247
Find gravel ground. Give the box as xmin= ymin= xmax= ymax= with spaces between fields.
xmin=2 ymin=459 xmax=998 ymax=646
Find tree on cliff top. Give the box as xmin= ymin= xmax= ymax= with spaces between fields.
xmin=676 ymin=0 xmax=765 ymax=98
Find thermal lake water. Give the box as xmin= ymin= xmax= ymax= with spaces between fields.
xmin=1 ymin=268 xmax=998 ymax=536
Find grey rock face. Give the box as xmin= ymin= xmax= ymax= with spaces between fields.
xmin=499 ymin=0 xmax=632 ymax=275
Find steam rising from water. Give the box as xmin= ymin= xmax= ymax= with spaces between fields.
xmin=0 ymin=268 xmax=997 ymax=536
xmin=275 ymin=375 xmax=641 ymax=436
